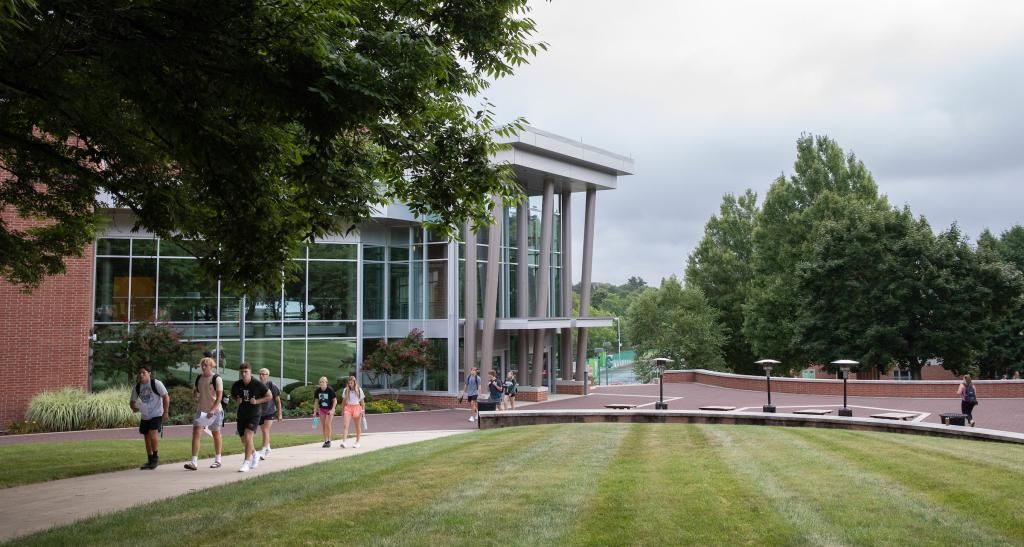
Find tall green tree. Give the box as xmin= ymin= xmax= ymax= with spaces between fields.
xmin=0 ymin=0 xmax=544 ymax=292
xmin=624 ymin=276 xmax=726 ymax=371
xmin=685 ymin=189 xmax=759 ymax=373
xmin=743 ymin=134 xmax=888 ymax=374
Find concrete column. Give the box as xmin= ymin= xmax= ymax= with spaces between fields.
xmin=575 ymin=187 xmax=596 ymax=380
xmin=560 ymin=190 xmax=573 ymax=380
xmin=516 ymin=198 xmax=529 ymax=383
xmin=531 ymin=179 xmax=554 ymax=386
xmin=463 ymin=221 xmax=477 ymax=378
xmin=479 ymin=197 xmax=503 ymax=378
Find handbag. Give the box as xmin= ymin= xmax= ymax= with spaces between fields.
xmin=361 ymin=414 xmax=368 ymax=431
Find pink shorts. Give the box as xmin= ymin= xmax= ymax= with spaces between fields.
xmin=318 ymin=408 xmax=333 ymax=417
xmin=343 ymin=404 xmax=362 ymax=418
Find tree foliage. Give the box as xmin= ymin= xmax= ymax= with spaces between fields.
xmin=0 ymin=0 xmax=544 ymax=292
xmin=685 ymin=189 xmax=759 ymax=373
xmin=91 ymin=321 xmax=196 ymax=383
xmin=624 ymin=276 xmax=726 ymax=371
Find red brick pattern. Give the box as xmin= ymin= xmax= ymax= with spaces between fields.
xmin=0 ymin=209 xmax=94 ymax=427
xmin=662 ymin=369 xmax=1024 ymax=398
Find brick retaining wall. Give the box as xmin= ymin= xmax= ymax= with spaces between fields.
xmin=662 ymin=369 xmax=1024 ymax=398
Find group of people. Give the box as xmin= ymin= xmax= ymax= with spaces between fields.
xmin=310 ymin=375 xmax=366 ymax=448
xmin=128 ymin=358 xmax=283 ymax=473
xmin=462 ymin=367 xmax=519 ymax=422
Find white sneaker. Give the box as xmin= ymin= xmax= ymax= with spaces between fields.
xmin=353 ymin=442 xmax=360 ymax=448
xmin=339 ymin=440 xmax=346 ymax=448
xmin=239 ymin=461 xmax=251 ymax=473
xmin=250 ymin=458 xmax=259 ymax=469
xmin=468 ymin=416 xmax=475 ymax=422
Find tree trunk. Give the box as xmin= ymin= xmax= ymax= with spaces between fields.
xmin=910 ymin=358 xmax=924 ymax=381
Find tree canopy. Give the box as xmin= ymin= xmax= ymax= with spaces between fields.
xmin=0 ymin=0 xmax=544 ymax=292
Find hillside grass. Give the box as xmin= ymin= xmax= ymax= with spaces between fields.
xmin=8 ymin=424 xmax=1024 ymax=546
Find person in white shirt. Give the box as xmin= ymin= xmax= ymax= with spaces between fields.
xmin=339 ymin=376 xmax=366 ymax=448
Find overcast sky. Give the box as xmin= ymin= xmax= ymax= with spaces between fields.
xmin=484 ymin=0 xmax=1024 ymax=286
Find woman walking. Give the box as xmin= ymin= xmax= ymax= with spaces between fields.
xmin=957 ymin=374 xmax=978 ymax=427
xmin=312 ymin=376 xmax=337 ymax=447
xmin=339 ymin=376 xmax=365 ymax=448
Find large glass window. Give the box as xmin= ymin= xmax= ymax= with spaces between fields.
xmin=308 ymin=261 xmax=357 ymax=320
xmin=363 ymin=262 xmax=384 ymax=320
xmin=427 ymin=261 xmax=447 ymax=319
xmin=389 ymin=263 xmax=409 ymax=319
xmin=94 ymin=256 xmax=130 ymax=322
xmin=157 ymin=259 xmax=217 ymax=322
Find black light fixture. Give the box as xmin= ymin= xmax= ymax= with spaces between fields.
xmin=755 ymin=359 xmax=781 ymax=413
xmin=831 ymin=359 xmax=859 ymax=417
xmin=653 ymin=357 xmax=672 ymax=409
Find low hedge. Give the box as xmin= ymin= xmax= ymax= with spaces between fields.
xmin=288 ymin=385 xmax=316 ymax=409
xmin=23 ymin=386 xmax=137 ymax=432
xmin=364 ymin=399 xmax=404 ymax=414
xmin=282 ymin=381 xmax=305 ymax=394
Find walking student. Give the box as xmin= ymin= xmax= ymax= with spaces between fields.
xmin=487 ymin=369 xmax=504 ymax=407
xmin=957 ymin=374 xmax=979 ymax=427
xmin=313 ymin=376 xmax=337 ymax=447
xmin=464 ymin=367 xmax=481 ymax=422
xmin=339 ymin=376 xmax=365 ymax=448
xmin=257 ymin=368 xmax=283 ymax=459
xmin=185 ymin=357 xmax=225 ymax=470
xmin=502 ymin=371 xmax=518 ymax=410
xmin=129 ymin=365 xmax=170 ymax=470
xmin=231 ymin=362 xmax=272 ymax=472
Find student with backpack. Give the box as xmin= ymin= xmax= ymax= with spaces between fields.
xmin=128 ymin=365 xmax=170 ymax=470
xmin=185 ymin=357 xmax=225 ymax=470
xmin=957 ymin=374 xmax=979 ymax=427
xmin=257 ymin=368 xmax=283 ymax=459
xmin=312 ymin=376 xmax=337 ymax=447
xmin=502 ymin=371 xmax=518 ymax=410
xmin=487 ymin=369 xmax=504 ymax=405
xmin=339 ymin=376 xmax=365 ymax=448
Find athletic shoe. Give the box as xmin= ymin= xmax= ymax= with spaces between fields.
xmin=339 ymin=441 xmax=346 ymax=448
xmin=353 ymin=442 xmax=360 ymax=448
xmin=970 ymin=421 xmax=976 ymax=427
xmin=322 ymin=441 xmax=331 ymax=448
xmin=239 ymin=461 xmax=251 ymax=473
xmin=149 ymin=458 xmax=159 ymax=469
xmin=140 ymin=460 xmax=153 ymax=470
xmin=210 ymin=461 xmax=222 ymax=469
xmin=468 ymin=416 xmax=475 ymax=422
xmin=250 ymin=458 xmax=259 ymax=469
xmin=184 ymin=462 xmax=198 ymax=471
xmin=260 ymin=447 xmax=271 ymax=460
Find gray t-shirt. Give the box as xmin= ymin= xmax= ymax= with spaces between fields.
xmin=261 ymin=382 xmax=280 ymax=416
xmin=130 ymin=379 xmax=168 ymax=419
xmin=465 ymin=374 xmax=480 ymax=396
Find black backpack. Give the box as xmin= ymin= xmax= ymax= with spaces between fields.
xmin=196 ymin=373 xmax=230 ymax=406
xmin=135 ymin=377 xmax=159 ymax=396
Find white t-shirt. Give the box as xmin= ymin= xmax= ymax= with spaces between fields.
xmin=130 ymin=379 xmax=168 ymax=419
xmin=343 ymin=387 xmax=363 ymax=405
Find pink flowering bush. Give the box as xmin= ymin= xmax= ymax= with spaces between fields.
xmin=361 ymin=329 xmax=435 ymax=388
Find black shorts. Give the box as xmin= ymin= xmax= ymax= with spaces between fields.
xmin=139 ymin=417 xmax=162 ymax=434
xmin=467 ymin=394 xmax=478 ymax=402
xmin=259 ymin=414 xmax=276 ymax=425
xmin=236 ymin=414 xmax=260 ymax=436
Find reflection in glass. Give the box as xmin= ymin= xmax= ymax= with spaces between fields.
xmin=157 ymin=259 xmax=217 ymax=322
xmin=308 ymin=339 xmax=357 ymax=385
xmin=308 ymin=261 xmax=356 ymax=320
xmin=389 ymin=263 xmax=409 ymax=319
xmin=363 ymin=263 xmax=384 ymax=320
xmin=94 ymin=257 xmax=130 ymax=322
xmin=130 ymin=258 xmax=157 ymax=322
xmin=427 ymin=261 xmax=447 ymax=319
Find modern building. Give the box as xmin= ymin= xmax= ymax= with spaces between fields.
xmin=0 ymin=127 xmax=634 ymax=425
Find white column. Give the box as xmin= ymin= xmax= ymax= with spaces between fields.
xmin=479 ymin=197 xmax=503 ymax=378
xmin=462 ymin=221 xmax=477 ymax=379
xmin=517 ymin=198 xmax=529 ymax=383
xmin=531 ymin=179 xmax=555 ymax=386
xmin=576 ymin=187 xmax=596 ymax=380
xmin=560 ymin=190 xmax=573 ymax=380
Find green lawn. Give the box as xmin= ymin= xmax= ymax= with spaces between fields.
xmin=8 ymin=424 xmax=1024 ymax=546
xmin=0 ymin=432 xmax=322 ymax=489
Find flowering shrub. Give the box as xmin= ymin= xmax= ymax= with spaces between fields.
xmin=361 ymin=329 xmax=435 ymax=389
xmin=92 ymin=321 xmax=197 ymax=383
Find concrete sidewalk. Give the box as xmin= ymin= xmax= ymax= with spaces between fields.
xmin=0 ymin=429 xmax=470 ymax=543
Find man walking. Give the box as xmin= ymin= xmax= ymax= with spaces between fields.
xmin=257 ymin=368 xmax=283 ymax=459
xmin=464 ymin=367 xmax=481 ymax=422
xmin=129 ymin=365 xmax=169 ymax=470
xmin=231 ymin=362 xmax=272 ymax=472
xmin=185 ymin=357 xmax=225 ymax=470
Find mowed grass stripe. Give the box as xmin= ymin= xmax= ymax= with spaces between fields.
xmin=10 ymin=432 xmax=486 ymax=547
xmin=875 ymin=431 xmax=1024 ymax=476
xmin=794 ymin=428 xmax=1024 ymax=544
xmin=769 ymin=428 xmax=1011 ymax=546
xmin=572 ymin=425 xmax=798 ymax=545
xmin=373 ymin=424 xmax=629 ymax=546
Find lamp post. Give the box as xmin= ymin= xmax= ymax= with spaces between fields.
xmin=614 ymin=316 xmax=622 ymax=369
xmin=755 ymin=359 xmax=781 ymax=413
xmin=831 ymin=359 xmax=858 ymax=417
xmin=653 ymin=357 xmax=672 ymax=409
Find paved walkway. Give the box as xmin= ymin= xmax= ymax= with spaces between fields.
xmin=0 ymin=430 xmax=469 ymax=543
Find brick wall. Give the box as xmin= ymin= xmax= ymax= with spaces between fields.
xmin=663 ymin=369 xmax=1024 ymax=398
xmin=0 ymin=209 xmax=94 ymax=427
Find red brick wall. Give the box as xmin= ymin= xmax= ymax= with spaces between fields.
xmin=0 ymin=209 xmax=94 ymax=427
xmin=662 ymin=369 xmax=1024 ymax=398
